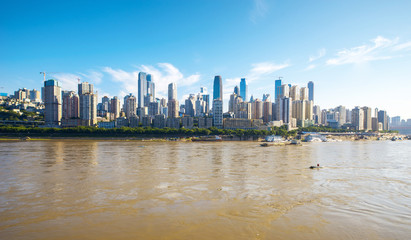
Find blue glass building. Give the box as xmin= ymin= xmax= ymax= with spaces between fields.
xmin=138 ymin=72 xmax=147 ymax=108
xmin=275 ymin=79 xmax=282 ymax=101
xmin=213 ymin=75 xmax=223 ymax=100
xmin=308 ymin=81 xmax=314 ymax=102
xmin=240 ymin=78 xmax=247 ymax=101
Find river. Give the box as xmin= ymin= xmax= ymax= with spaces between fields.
xmin=0 ymin=140 xmax=410 ymax=239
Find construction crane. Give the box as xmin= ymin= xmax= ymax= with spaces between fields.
xmin=40 ymin=72 xmax=59 ymax=82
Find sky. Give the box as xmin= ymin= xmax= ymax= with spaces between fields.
xmin=1 ymin=0 xmax=411 ymax=118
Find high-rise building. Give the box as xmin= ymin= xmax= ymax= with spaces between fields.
xmin=102 ymin=96 xmax=110 ymax=112
xmin=277 ymin=97 xmax=292 ymax=124
xmin=351 ymin=107 xmax=364 ymax=130
xmin=300 ymin=87 xmax=309 ymax=101
xmin=79 ymin=93 xmax=97 ymax=126
xmin=124 ymin=94 xmax=137 ymax=118
xmin=262 ymin=94 xmax=271 ymax=102
xmin=44 ymin=79 xmax=62 ymax=126
xmin=110 ymin=96 xmax=120 ymax=119
xmin=308 ymin=81 xmax=314 ymax=102
xmin=185 ymin=94 xmax=196 ymax=117
xmin=62 ymin=91 xmax=79 ymax=120
xmin=138 ymin=72 xmax=147 ymax=109
xmin=263 ymin=99 xmax=272 ymax=123
xmin=378 ymin=110 xmax=389 ymax=131
xmin=274 ymin=78 xmax=282 ymax=102
xmin=290 ymin=85 xmax=300 ymax=101
xmin=78 ymin=82 xmax=93 ymax=95
xmin=168 ymin=83 xmax=177 ymax=101
xmin=213 ymin=99 xmax=223 ymax=128
xmin=213 ymin=75 xmax=223 ymax=100
xmin=362 ymin=106 xmax=372 ymax=131
xmin=335 ymin=105 xmax=346 ymax=126
xmin=252 ymin=99 xmax=263 ymax=119
xmin=145 ymin=74 xmax=155 ymax=106
xmin=279 ymin=84 xmax=290 ymax=99
xmin=167 ymin=99 xmax=179 ymax=118
xmin=79 ymin=82 xmax=97 ymax=126
xmin=234 ymin=86 xmax=239 ymax=96
xmin=240 ymin=78 xmax=248 ymax=102
xmin=29 ymin=89 xmax=41 ymax=102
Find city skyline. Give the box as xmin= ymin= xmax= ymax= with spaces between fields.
xmin=1 ymin=1 xmax=411 ymax=118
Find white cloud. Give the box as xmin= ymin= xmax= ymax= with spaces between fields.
xmin=248 ymin=62 xmax=289 ymax=81
xmin=309 ymin=48 xmax=326 ymax=62
xmin=326 ymin=36 xmax=397 ymax=65
xmin=250 ymin=0 xmax=268 ymax=23
xmin=305 ymin=64 xmax=316 ymax=71
xmin=52 ymin=73 xmax=81 ymax=91
xmin=80 ymin=71 xmax=103 ymax=85
xmin=392 ymin=41 xmax=411 ymax=51
xmin=103 ymin=63 xmax=200 ymax=100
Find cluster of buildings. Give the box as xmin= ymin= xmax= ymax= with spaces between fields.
xmin=0 ymin=73 xmax=397 ymax=132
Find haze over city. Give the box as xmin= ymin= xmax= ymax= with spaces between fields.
xmin=1 ymin=0 xmax=411 ymax=118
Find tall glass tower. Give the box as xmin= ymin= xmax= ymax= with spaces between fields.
xmin=138 ymin=72 xmax=147 ymax=108
xmin=275 ymin=78 xmax=282 ymax=101
xmin=213 ymin=75 xmax=223 ymax=100
xmin=308 ymin=81 xmax=314 ymax=102
xmin=240 ymin=78 xmax=247 ymax=101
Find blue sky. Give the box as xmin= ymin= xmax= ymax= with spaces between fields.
xmin=1 ymin=0 xmax=411 ymax=118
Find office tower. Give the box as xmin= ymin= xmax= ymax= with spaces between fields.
xmin=275 ymin=78 xmax=282 ymax=101
xmin=378 ymin=110 xmax=388 ymax=130
xmin=300 ymin=87 xmax=309 ymax=101
xmin=235 ymin=101 xmax=252 ymax=119
xmin=228 ymin=93 xmax=239 ymax=113
xmin=263 ymin=99 xmax=272 ymax=123
xmin=277 ymin=97 xmax=292 ymax=124
xmin=262 ymin=94 xmax=271 ymax=102
xmin=167 ymin=100 xmax=178 ymax=118
xmin=102 ymin=96 xmax=110 ymax=112
xmin=351 ymin=107 xmax=364 ymax=130
xmin=29 ymin=89 xmax=41 ymax=102
xmin=78 ymin=82 xmax=93 ymax=95
xmin=14 ymin=88 xmax=28 ymax=100
xmin=234 ymin=86 xmax=239 ymax=95
xmin=78 ymin=82 xmax=97 ymax=126
xmin=148 ymin=101 xmax=160 ymax=117
xmin=200 ymin=87 xmax=210 ymax=114
xmin=79 ymin=93 xmax=97 ymax=126
xmin=44 ymin=79 xmax=62 ymax=126
xmin=213 ymin=99 xmax=223 ymax=128
xmin=391 ymin=116 xmax=401 ymax=126
xmin=313 ymin=105 xmax=321 ymax=124
xmin=308 ymin=81 xmax=314 ymax=102
xmin=290 ymin=85 xmax=300 ymax=101
xmin=138 ymin=72 xmax=147 ymax=109
xmin=279 ymin=84 xmax=290 ymax=99
xmin=124 ymin=94 xmax=137 ymax=118
xmin=252 ymin=99 xmax=263 ymax=119
xmin=62 ymin=91 xmax=79 ymax=119
xmin=371 ymin=117 xmax=379 ymax=131
xmin=168 ymin=83 xmax=177 ymax=101
xmin=362 ymin=106 xmax=372 ymax=131
xmin=145 ymin=74 xmax=155 ymax=106
xmin=110 ymin=96 xmax=120 ymax=119
xmin=185 ymin=94 xmax=196 ymax=117
xmin=335 ymin=105 xmax=346 ymax=126
xmin=305 ymin=100 xmax=313 ymax=120
xmin=346 ymin=109 xmax=352 ymax=123
xmin=195 ymin=94 xmax=206 ymax=117
xmin=293 ymin=100 xmax=306 ymax=123
xmin=213 ymin=75 xmax=223 ymax=100
xmin=240 ymin=78 xmax=248 ymax=102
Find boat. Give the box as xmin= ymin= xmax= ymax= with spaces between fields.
xmin=290 ymin=140 xmax=302 ymax=145
xmin=191 ymin=135 xmax=222 ymax=142
xmin=309 ymin=164 xmax=322 ymax=169
xmin=260 ymin=143 xmax=269 ymax=147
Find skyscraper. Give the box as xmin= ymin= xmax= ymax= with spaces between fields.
xmin=124 ymin=94 xmax=137 ymax=118
xmin=168 ymin=83 xmax=177 ymax=101
xmin=44 ymin=79 xmax=62 ymax=126
xmin=378 ymin=110 xmax=388 ymax=131
xmin=213 ymin=99 xmax=223 ymax=128
xmin=79 ymin=82 xmax=97 ymax=126
xmin=110 ymin=96 xmax=120 ymax=119
xmin=145 ymin=74 xmax=155 ymax=106
xmin=213 ymin=75 xmax=223 ymax=100
xmin=62 ymin=91 xmax=79 ymax=120
xmin=308 ymin=81 xmax=314 ymax=102
xmin=275 ymin=78 xmax=282 ymax=101
xmin=168 ymin=83 xmax=179 ymax=118
xmin=240 ymin=78 xmax=247 ymax=101
xmin=352 ymin=107 xmax=364 ymax=130
xmin=138 ymin=72 xmax=147 ymax=109
xmin=234 ymin=86 xmax=239 ymax=95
